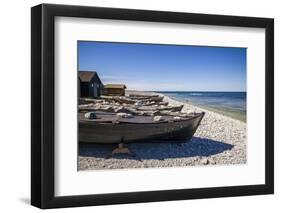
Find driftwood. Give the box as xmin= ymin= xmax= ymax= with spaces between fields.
xmin=79 ymin=101 xmax=183 ymax=116
xmin=128 ymin=94 xmax=159 ymax=98
xmin=139 ymin=101 xmax=168 ymax=106
xmin=100 ymin=95 xmax=136 ymax=104
xmin=145 ymin=96 xmax=164 ymax=102
xmin=136 ymin=105 xmax=183 ymax=112
xmin=79 ymin=93 xmax=193 ymax=119
xmin=114 ymin=106 xmax=158 ymax=116
xmin=129 ymin=96 xmax=159 ymax=101
xmin=127 ymin=96 xmax=164 ymax=102
xmin=79 ymin=105 xmax=114 ymax=112
xmin=79 ymin=98 xmax=105 ymax=105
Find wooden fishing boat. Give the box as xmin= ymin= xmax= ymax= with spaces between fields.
xmin=79 ymin=112 xmax=204 ymax=144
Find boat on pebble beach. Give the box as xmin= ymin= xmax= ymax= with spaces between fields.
xmin=79 ymin=93 xmax=205 ymax=144
xmin=79 ymin=111 xmax=204 ymax=144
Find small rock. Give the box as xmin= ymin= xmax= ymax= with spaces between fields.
xmin=209 ymin=159 xmax=216 ymax=165
xmin=200 ymin=158 xmax=209 ymax=165
xmin=84 ymin=112 xmax=97 ymax=119
xmin=153 ymin=116 xmax=164 ymax=121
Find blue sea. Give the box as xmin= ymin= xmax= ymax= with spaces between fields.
xmin=158 ymin=92 xmax=246 ymax=122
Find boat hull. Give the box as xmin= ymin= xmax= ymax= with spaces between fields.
xmin=79 ymin=112 xmax=204 ymax=144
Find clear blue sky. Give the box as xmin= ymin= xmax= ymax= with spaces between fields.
xmin=78 ymin=41 xmax=246 ymax=92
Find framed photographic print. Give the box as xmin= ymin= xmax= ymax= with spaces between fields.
xmin=31 ymin=4 xmax=274 ymax=209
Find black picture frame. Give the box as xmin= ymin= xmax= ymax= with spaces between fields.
xmin=31 ymin=3 xmax=274 ymax=209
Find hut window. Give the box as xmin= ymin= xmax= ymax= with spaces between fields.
xmin=91 ymin=83 xmax=94 ymax=87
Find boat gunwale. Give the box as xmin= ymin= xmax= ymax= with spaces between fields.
xmin=79 ymin=112 xmax=205 ymax=125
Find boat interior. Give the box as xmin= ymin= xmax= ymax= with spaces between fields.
xmin=79 ymin=111 xmax=202 ymax=124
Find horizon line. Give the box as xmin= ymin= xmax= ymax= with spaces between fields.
xmin=127 ymin=90 xmax=247 ymax=93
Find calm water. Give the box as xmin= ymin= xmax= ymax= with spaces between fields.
xmin=158 ymin=91 xmax=246 ymax=122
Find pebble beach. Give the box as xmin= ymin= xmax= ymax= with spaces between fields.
xmin=78 ymin=91 xmax=246 ymax=170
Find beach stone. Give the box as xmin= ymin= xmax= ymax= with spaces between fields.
xmin=200 ymin=158 xmax=209 ymax=165
xmin=84 ymin=112 xmax=97 ymax=119
xmin=153 ymin=116 xmax=164 ymax=121
xmin=209 ymin=159 xmax=216 ymax=165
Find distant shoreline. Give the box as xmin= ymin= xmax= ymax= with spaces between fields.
xmin=162 ymin=93 xmax=245 ymax=122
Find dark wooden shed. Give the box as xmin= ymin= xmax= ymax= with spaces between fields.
xmin=103 ymin=84 xmax=127 ymax=96
xmin=78 ymin=71 xmax=103 ymax=98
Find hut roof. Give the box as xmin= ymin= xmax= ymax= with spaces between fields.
xmin=104 ymin=84 xmax=127 ymax=89
xmin=79 ymin=71 xmax=102 ymax=84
